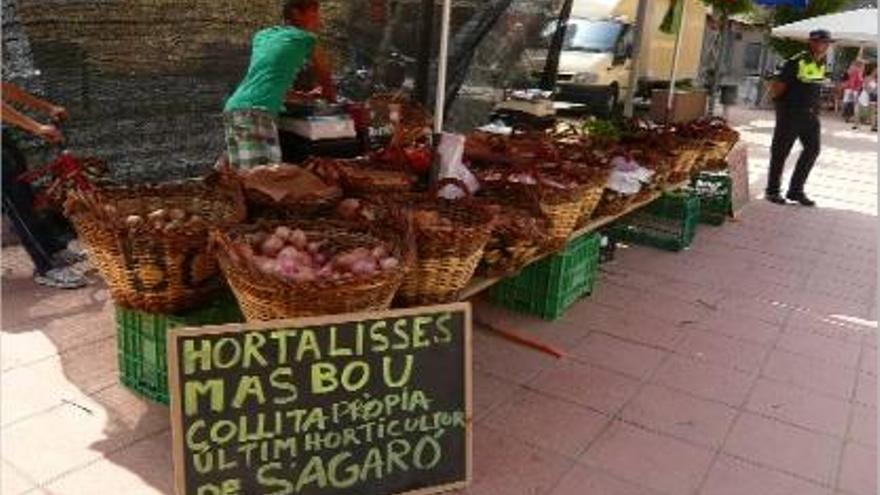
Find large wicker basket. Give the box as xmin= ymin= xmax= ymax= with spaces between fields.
xmin=478 ymin=167 xmax=588 ymax=253
xmin=594 ymin=189 xmax=638 ymax=218
xmin=477 ymin=188 xmax=551 ymax=278
xmin=213 ymin=220 xmax=411 ymax=321
xmin=668 ymin=141 xmax=704 ymax=184
xmin=374 ymin=179 xmax=494 ymax=305
xmin=64 ymin=175 xmax=246 ymax=313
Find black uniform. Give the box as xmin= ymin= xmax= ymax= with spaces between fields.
xmin=766 ymin=51 xmax=826 ymax=197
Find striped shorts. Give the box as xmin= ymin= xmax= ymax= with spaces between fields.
xmin=222 ymin=109 xmax=282 ymax=169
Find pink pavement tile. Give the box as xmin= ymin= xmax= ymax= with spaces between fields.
xmin=696 ymin=312 xmax=782 ymax=346
xmin=570 ymin=333 xmax=669 ymax=379
xmin=1 ymin=460 xmax=38 ymax=495
xmin=472 ymin=330 xmax=557 ymax=385
xmin=590 ymin=312 xmax=687 ymax=351
xmin=634 ymin=292 xmax=716 ymax=326
xmin=588 ymin=281 xmax=646 ymax=311
xmin=549 ymin=465 xmax=664 ymax=495
xmin=1 ymin=336 xmax=118 ymax=427
xmin=676 ymin=330 xmax=768 ymax=373
xmin=745 ymin=378 xmax=851 ymax=438
xmin=837 ymin=442 xmax=877 ymax=495
xmin=762 ymin=349 xmax=858 ymax=401
xmin=786 ymin=312 xmax=874 ymax=344
xmin=483 ymin=389 xmax=610 ymax=458
xmin=0 ymin=384 xmax=170 ymax=485
xmin=563 ymin=301 xmax=631 ymax=331
xmin=853 ymin=373 xmax=876 ymax=408
xmin=713 ymin=294 xmax=792 ymax=326
xmin=859 ymin=347 xmax=876 ymax=376
xmin=700 ymin=455 xmax=832 ymax=495
xmin=580 ymin=421 xmax=715 ymax=495
xmin=597 ymin=267 xmax=668 ymax=293
xmin=651 ymin=355 xmax=756 ymax=407
xmin=847 ymin=404 xmax=877 ymax=448
xmin=530 ymin=360 xmax=641 ymax=414
xmin=464 ymin=425 xmax=573 ymax=495
xmin=40 ymin=430 xmax=174 ymax=495
xmin=722 ymin=412 xmax=841 ymax=485
xmin=777 ymin=329 xmax=863 ymax=369
xmin=620 ymin=384 xmax=737 ymax=448
xmin=472 ymin=370 xmax=520 ymax=422
xmin=473 ymin=300 xmax=591 ymax=349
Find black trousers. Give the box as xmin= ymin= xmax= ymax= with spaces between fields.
xmin=2 ymin=136 xmax=67 ymax=274
xmin=766 ymin=110 xmax=821 ymax=196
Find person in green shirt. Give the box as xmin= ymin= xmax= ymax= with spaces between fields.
xmin=222 ymin=0 xmax=335 ymax=169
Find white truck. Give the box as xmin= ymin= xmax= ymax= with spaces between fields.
xmin=527 ymin=0 xmax=708 ymax=115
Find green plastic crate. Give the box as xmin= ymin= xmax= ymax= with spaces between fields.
xmin=691 ymin=172 xmax=732 ymax=226
xmin=611 ymin=190 xmax=700 ymax=252
xmin=489 ymin=232 xmax=601 ymax=320
xmin=116 ymin=296 xmax=244 ymax=405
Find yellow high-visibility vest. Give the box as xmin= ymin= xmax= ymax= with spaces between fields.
xmin=797 ymin=57 xmax=826 ymax=84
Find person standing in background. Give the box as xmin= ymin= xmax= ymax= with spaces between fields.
xmin=765 ymin=29 xmax=833 ymax=207
xmin=857 ymin=65 xmax=877 ymax=132
xmin=2 ymin=82 xmax=88 ymax=289
xmin=221 ymin=0 xmax=335 ymax=169
xmin=841 ymin=59 xmax=864 ymax=125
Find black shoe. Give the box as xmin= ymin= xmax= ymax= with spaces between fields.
xmin=766 ymin=193 xmax=788 ymax=205
xmin=786 ymin=192 xmax=816 ymax=207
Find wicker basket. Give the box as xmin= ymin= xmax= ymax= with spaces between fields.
xmin=375 ymin=179 xmax=494 ymax=305
xmin=479 ymin=167 xmax=588 ymax=253
xmin=477 ymin=188 xmax=551 ymax=278
xmin=64 ymin=174 xmax=246 ymax=313
xmin=668 ymin=141 xmax=704 ymax=184
xmin=594 ymin=189 xmax=638 ymax=218
xmin=213 ymin=220 xmax=410 ymax=321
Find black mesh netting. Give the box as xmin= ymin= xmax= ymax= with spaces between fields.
xmin=2 ymin=0 xmax=559 ymax=183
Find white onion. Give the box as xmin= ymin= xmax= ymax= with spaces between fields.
xmin=290 ymin=229 xmax=308 ymax=249
xmin=380 ymin=257 xmax=400 ymax=271
xmin=261 ymin=235 xmax=284 ymax=257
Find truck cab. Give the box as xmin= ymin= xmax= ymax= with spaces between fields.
xmin=524 ymin=0 xmax=707 ymax=117
xmin=550 ymin=17 xmax=635 ymax=115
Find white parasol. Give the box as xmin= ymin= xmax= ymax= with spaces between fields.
xmin=771 ymin=8 xmax=878 ymax=46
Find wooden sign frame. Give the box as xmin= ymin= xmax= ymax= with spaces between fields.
xmin=168 ymin=302 xmax=473 ymax=495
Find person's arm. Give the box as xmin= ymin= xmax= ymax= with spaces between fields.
xmin=310 ymin=46 xmax=336 ymax=102
xmin=770 ymin=59 xmax=797 ymax=100
xmin=2 ymin=83 xmax=67 ymax=121
xmin=1 ymin=101 xmax=63 ymax=143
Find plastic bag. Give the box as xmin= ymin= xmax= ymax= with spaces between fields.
xmin=436 ymin=133 xmax=480 ymax=199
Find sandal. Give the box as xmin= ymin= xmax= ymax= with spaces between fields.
xmin=33 ymin=267 xmax=88 ymax=289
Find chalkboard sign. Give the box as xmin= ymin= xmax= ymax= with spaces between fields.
xmin=168 ymin=303 xmax=472 ymax=495
xmin=726 ymin=142 xmax=750 ymax=218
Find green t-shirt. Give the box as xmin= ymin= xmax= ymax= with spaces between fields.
xmin=224 ymin=26 xmax=315 ymax=115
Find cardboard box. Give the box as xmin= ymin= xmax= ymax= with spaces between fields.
xmin=650 ymin=90 xmax=708 ymax=123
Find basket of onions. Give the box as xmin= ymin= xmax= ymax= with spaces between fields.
xmin=212 ymin=220 xmax=411 ymax=321
xmin=366 ymin=178 xmax=494 ymax=306
xmin=63 ymin=173 xmax=246 ymax=313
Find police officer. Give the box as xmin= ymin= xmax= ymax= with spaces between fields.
xmin=765 ymin=29 xmax=834 ymax=207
